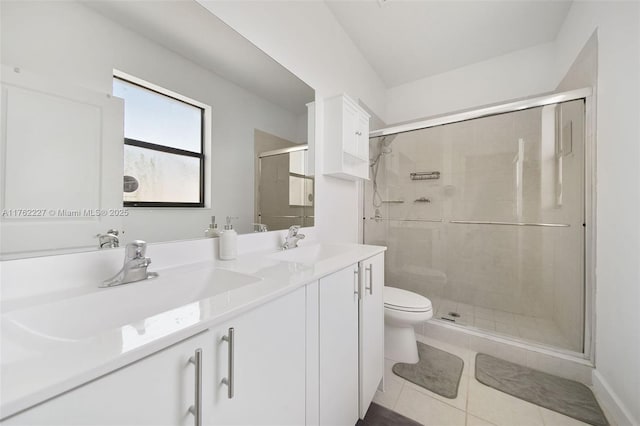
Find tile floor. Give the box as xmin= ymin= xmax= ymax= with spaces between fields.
xmin=374 ymin=334 xmax=597 ymax=426
xmin=433 ymin=298 xmax=574 ymax=351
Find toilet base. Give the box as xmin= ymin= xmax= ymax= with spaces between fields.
xmin=384 ymin=323 xmax=419 ymax=364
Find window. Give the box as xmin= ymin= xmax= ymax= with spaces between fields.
xmin=113 ymin=76 xmax=205 ymax=207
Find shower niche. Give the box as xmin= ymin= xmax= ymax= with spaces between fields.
xmin=364 ymin=98 xmax=588 ymax=355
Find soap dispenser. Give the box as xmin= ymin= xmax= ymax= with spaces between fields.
xmin=219 ymin=216 xmax=238 ymax=260
xmin=204 ymin=216 xmax=221 ymax=238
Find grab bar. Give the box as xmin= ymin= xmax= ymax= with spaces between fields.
xmin=366 ymin=218 xmax=571 ymax=227
xmin=449 ymin=220 xmax=570 ymax=227
xmin=367 ymin=217 xmax=443 ymax=223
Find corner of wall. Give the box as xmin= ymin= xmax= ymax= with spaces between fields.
xmin=592 ymin=369 xmax=639 ymax=426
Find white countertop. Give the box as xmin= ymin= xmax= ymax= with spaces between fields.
xmin=0 ymin=242 xmax=385 ymax=419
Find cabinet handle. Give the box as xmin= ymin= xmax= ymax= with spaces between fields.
xmin=355 ymin=131 xmax=362 ymax=136
xmin=366 ymin=264 xmax=373 ymax=295
xmin=222 ymin=328 xmax=235 ymax=399
xmin=353 ymin=269 xmax=360 ymax=298
xmin=188 ymin=348 xmax=202 ymax=426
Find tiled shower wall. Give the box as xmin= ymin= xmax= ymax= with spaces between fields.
xmin=365 ymin=101 xmax=585 ymax=352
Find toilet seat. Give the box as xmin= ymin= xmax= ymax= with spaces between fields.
xmin=384 ymin=286 xmax=432 ymax=313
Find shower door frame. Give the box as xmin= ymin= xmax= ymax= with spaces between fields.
xmin=364 ymin=88 xmax=597 ymax=363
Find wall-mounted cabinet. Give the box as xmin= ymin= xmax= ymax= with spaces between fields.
xmin=323 ymin=94 xmax=371 ymax=181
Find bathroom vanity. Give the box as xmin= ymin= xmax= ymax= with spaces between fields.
xmin=0 ymin=242 xmax=385 ymax=425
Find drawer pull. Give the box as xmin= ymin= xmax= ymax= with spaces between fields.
xmin=222 ymin=328 xmax=235 ymax=399
xmin=366 ymin=264 xmax=373 ymax=295
xmin=188 ymin=348 xmax=202 ymax=426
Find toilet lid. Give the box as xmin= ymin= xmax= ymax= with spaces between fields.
xmin=384 ymin=286 xmax=432 ymax=312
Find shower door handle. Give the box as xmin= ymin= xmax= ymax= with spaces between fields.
xmin=365 ymin=264 xmax=373 ymax=295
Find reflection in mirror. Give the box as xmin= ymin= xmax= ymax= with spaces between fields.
xmin=0 ymin=0 xmax=315 ymax=259
xmin=256 ymin=139 xmax=314 ymax=232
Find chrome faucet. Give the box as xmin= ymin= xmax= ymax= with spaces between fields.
xmin=282 ymin=225 xmax=305 ymax=250
xmin=253 ymin=223 xmax=268 ymax=232
xmin=101 ymin=240 xmax=158 ymax=288
xmin=96 ymin=229 xmax=120 ymax=249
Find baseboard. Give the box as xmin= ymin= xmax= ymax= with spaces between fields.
xmin=592 ymin=370 xmax=638 ymax=426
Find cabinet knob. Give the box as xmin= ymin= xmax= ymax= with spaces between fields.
xmin=355 ymin=131 xmax=362 ymax=136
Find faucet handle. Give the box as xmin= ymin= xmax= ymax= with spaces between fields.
xmin=125 ymin=240 xmax=147 ymax=259
xmin=287 ymin=225 xmax=300 ymax=236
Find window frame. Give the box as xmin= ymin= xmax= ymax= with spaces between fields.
xmin=115 ymin=75 xmax=205 ymax=208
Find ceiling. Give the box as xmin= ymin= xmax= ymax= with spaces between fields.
xmin=325 ymin=0 xmax=572 ymax=87
xmin=83 ymin=1 xmax=314 ymax=115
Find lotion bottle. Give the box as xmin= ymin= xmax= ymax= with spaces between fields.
xmin=204 ymin=216 xmax=221 ymax=238
xmin=219 ymin=216 xmax=238 ymax=260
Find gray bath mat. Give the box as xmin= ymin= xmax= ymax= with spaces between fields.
xmin=475 ymin=353 xmax=608 ymax=426
xmin=392 ymin=342 xmax=464 ymax=399
xmin=356 ymin=403 xmax=421 ymax=426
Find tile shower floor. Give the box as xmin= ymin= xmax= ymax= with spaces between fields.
xmin=375 ymin=335 xmax=595 ymax=426
xmin=432 ymin=298 xmax=574 ymax=351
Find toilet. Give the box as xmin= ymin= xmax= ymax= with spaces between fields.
xmin=384 ymin=286 xmax=433 ymax=363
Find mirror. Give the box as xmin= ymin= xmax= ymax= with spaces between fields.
xmin=0 ymin=0 xmax=315 ymax=259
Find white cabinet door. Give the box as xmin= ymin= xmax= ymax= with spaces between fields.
xmin=209 ymin=287 xmax=306 ymax=426
xmin=319 ymin=264 xmax=359 ymax=426
xmin=358 ymin=253 xmax=385 ymax=418
xmin=0 ymin=66 xmax=124 ymax=257
xmin=341 ymin=100 xmax=360 ymax=158
xmin=323 ymin=94 xmax=370 ymax=180
xmin=4 ymin=332 xmax=212 ymax=426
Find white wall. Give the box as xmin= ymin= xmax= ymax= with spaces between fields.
xmin=1 ymin=0 xmax=304 ymax=246
xmin=553 ymin=2 xmax=640 ymax=424
xmin=385 ymin=42 xmax=557 ymax=125
xmin=197 ymin=0 xmax=387 ymax=243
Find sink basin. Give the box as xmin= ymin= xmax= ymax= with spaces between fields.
xmin=268 ymin=243 xmax=353 ymax=265
xmin=3 ymin=266 xmax=261 ymax=341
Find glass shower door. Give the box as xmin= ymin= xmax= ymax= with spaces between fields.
xmin=364 ymin=100 xmax=586 ymax=353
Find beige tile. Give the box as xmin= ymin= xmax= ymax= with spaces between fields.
xmin=467 ymin=414 xmax=497 ymax=426
xmin=467 ymin=379 xmax=544 ymax=426
xmin=539 ymin=407 xmax=592 ymax=426
xmin=474 ymin=318 xmax=496 ymax=331
xmin=495 ymin=321 xmax=519 ymax=336
xmin=395 ymin=386 xmax=466 ymax=426
xmin=493 ymin=310 xmax=515 ymax=324
xmin=373 ymin=376 xmax=404 ymax=410
xmin=404 ymin=369 xmax=469 ymax=411
xmin=385 ymin=358 xmax=406 ymax=386
xmin=514 ymin=314 xmax=540 ymax=329
xmin=475 ymin=307 xmax=495 ymax=321
xmin=457 ymin=303 xmax=475 ymax=315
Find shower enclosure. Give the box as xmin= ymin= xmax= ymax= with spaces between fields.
xmin=364 ymin=95 xmax=590 ymax=354
xmin=257 ymin=146 xmax=314 ymax=232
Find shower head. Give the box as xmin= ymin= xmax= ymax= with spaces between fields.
xmin=369 ymin=134 xmax=396 ymax=167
